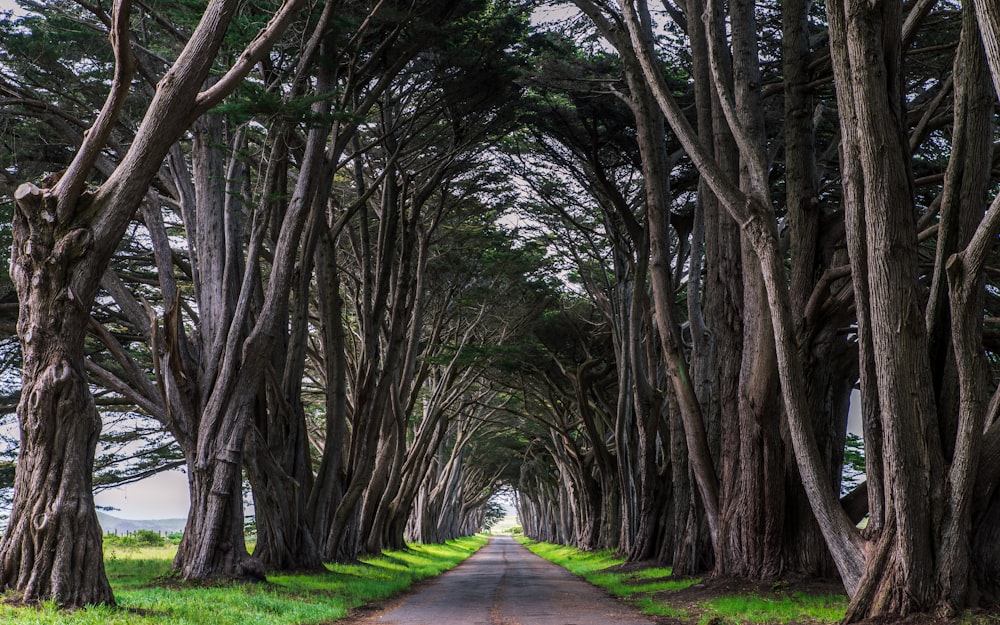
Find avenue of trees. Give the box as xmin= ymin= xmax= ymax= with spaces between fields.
xmin=2 ymin=0 xmax=1000 ymax=620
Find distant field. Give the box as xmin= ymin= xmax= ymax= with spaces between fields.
xmin=0 ymin=535 xmax=486 ymax=625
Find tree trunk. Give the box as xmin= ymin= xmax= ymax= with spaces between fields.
xmin=246 ymin=423 xmax=322 ymax=571
xmin=936 ymin=5 xmax=995 ymax=612
xmin=622 ymin=45 xmax=722 ymax=557
xmin=1 ymin=184 xmax=113 ymax=606
xmin=171 ymin=75 xmax=329 ymax=577
xmin=307 ymin=221 xmax=350 ymax=551
xmin=246 ymin=207 xmax=324 ymax=571
xmin=827 ymin=0 xmax=945 ymax=616
xmin=174 ymin=445 xmax=258 ymax=580
xmin=622 ymin=238 xmax=669 ymax=562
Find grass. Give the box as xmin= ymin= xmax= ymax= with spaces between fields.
xmin=699 ymin=592 xmax=847 ymax=624
xmin=0 ymin=535 xmax=486 ymax=625
xmin=519 ymin=538 xmax=698 ymax=619
xmin=520 ymin=540 xmax=625 ymax=576
xmin=520 ymin=538 xmax=847 ymax=625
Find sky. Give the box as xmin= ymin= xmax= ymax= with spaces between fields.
xmin=95 ymin=470 xmax=190 ymax=520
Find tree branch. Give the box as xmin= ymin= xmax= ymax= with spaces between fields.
xmin=54 ymin=0 xmax=135 ymax=217
xmin=195 ymin=0 xmax=308 ymax=113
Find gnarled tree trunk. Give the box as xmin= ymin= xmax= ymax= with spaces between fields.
xmin=2 ymin=184 xmax=114 ymax=607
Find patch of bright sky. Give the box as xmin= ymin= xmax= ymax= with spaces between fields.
xmin=95 ymin=470 xmax=190 ymax=520
xmin=0 ymin=0 xmax=25 ymax=16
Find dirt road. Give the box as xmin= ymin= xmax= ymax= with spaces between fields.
xmin=373 ymin=535 xmax=654 ymax=625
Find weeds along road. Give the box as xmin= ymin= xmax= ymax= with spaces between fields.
xmin=375 ymin=535 xmax=654 ymax=625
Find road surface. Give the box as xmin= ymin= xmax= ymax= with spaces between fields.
xmin=374 ymin=535 xmax=655 ymax=625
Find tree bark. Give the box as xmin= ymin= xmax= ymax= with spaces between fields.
xmin=780 ymin=0 xmax=845 ymax=578
xmin=710 ymin=0 xmax=786 ymax=579
xmin=174 ymin=443 xmax=258 ymax=581
xmin=1 ymin=184 xmax=114 ymax=606
xmin=619 ymin=33 xmax=722 ymax=557
xmin=244 ymin=163 xmax=327 ymax=572
xmin=937 ymin=6 xmax=997 ymax=611
xmin=827 ymin=0 xmax=944 ymax=616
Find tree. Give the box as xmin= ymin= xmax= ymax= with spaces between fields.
xmin=305 ymin=0 xmax=531 ymax=559
xmin=510 ymin=37 xmax=716 ymax=564
xmin=826 ymin=0 xmax=998 ymax=617
xmin=609 ymin=0 xmax=1000 ymax=618
xmin=3 ymin=0 xmax=304 ymax=604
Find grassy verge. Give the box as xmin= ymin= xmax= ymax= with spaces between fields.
xmin=697 ymin=592 xmax=846 ymax=624
xmin=519 ymin=538 xmax=846 ymax=624
xmin=0 ymin=535 xmax=486 ymax=625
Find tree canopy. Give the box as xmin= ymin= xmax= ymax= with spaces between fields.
xmin=2 ymin=0 xmax=1000 ymax=620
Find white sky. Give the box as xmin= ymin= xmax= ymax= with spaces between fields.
xmin=847 ymin=389 xmax=862 ymax=435
xmin=95 ymin=470 xmax=190 ymax=520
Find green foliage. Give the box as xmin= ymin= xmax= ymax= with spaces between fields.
xmin=103 ymin=530 xmax=166 ymax=552
xmin=132 ymin=529 xmax=166 ymax=547
xmin=92 ymin=417 xmax=185 ymax=493
xmin=0 ymin=203 xmax=13 ymax=299
xmin=0 ymin=417 xmax=16 ymax=528
xmin=480 ymin=499 xmax=506 ymax=531
xmin=843 ymin=433 xmax=865 ymax=473
xmin=0 ymin=537 xmax=486 ymax=624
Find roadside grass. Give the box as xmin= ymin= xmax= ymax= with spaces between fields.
xmin=519 ymin=538 xmax=698 ymax=619
xmin=520 ymin=538 xmax=846 ymax=624
xmin=699 ymin=592 xmax=847 ymax=624
xmin=0 ymin=535 xmax=486 ymax=625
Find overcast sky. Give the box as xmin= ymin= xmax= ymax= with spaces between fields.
xmin=95 ymin=470 xmax=190 ymax=520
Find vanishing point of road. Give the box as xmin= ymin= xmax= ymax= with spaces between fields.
xmin=373 ymin=535 xmax=655 ymax=625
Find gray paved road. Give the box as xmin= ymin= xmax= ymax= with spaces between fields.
xmin=376 ymin=535 xmax=655 ymax=625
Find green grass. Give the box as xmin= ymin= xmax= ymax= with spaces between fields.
xmin=0 ymin=535 xmax=486 ymax=625
xmin=521 ymin=539 xmax=846 ymax=625
xmin=519 ymin=538 xmax=698 ymax=618
xmin=636 ymin=596 xmax=689 ymax=618
xmin=700 ymin=592 xmax=847 ymax=624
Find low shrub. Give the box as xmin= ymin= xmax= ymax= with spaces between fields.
xmin=104 ymin=529 xmax=166 ymax=550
